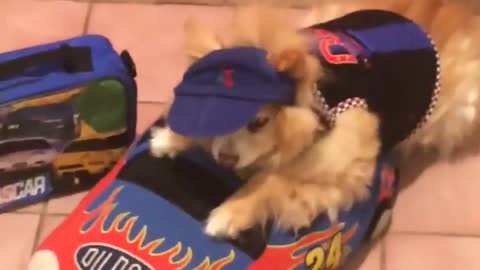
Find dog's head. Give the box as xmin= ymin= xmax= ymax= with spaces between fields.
xmin=173 ymin=12 xmax=324 ymax=170
xmin=210 ymin=104 xmax=320 ymax=169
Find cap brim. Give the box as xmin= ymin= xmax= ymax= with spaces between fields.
xmin=167 ymin=95 xmax=262 ymax=137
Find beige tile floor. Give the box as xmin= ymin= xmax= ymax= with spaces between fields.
xmin=1 ymin=0 xmax=480 ymax=269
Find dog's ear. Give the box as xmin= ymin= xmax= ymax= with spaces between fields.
xmin=184 ymin=17 xmax=223 ymax=62
xmin=275 ymin=107 xmax=323 ymax=163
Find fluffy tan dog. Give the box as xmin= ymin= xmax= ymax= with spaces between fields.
xmin=150 ymin=0 xmax=480 ymax=238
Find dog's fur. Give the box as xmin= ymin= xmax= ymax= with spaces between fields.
xmin=150 ymin=0 xmax=480 ymax=238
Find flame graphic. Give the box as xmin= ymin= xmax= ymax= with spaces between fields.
xmin=70 ymin=186 xmax=235 ymax=270
xmin=249 ymin=223 xmax=358 ymax=270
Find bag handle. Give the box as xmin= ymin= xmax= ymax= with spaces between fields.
xmin=0 ymin=45 xmax=93 ymax=80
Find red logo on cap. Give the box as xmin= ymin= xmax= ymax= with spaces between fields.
xmin=379 ymin=164 xmax=396 ymax=201
xmin=223 ymin=69 xmax=234 ymax=88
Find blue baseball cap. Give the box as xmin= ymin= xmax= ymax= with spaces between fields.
xmin=167 ymin=47 xmax=295 ymax=137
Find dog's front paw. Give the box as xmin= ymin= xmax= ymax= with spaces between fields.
xmin=149 ymin=127 xmax=180 ymax=158
xmin=275 ymin=196 xmax=318 ymax=233
xmin=205 ymin=201 xmax=257 ymax=239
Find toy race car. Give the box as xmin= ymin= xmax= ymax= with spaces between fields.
xmin=0 ymin=138 xmax=56 ymax=173
xmin=28 ymin=118 xmax=398 ymax=270
xmin=0 ymin=103 xmax=81 ymax=144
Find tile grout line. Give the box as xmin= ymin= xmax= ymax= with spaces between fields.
xmin=82 ymin=1 xmax=94 ymax=35
xmin=13 ymin=210 xmax=46 ymax=216
xmin=70 ymin=0 xmax=310 ymax=8
xmin=72 ymin=1 xmax=227 ymax=7
xmin=15 ymin=211 xmax=70 ymax=217
xmin=138 ymin=100 xmax=167 ymax=105
xmin=380 ymin=239 xmax=387 ymax=270
xmin=391 ymin=230 xmax=480 ymax=238
xmin=30 ymin=203 xmax=48 ymax=255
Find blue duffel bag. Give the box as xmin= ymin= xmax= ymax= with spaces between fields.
xmin=0 ymin=35 xmax=137 ymax=211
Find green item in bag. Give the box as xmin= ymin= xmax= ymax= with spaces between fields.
xmin=69 ymin=80 xmax=127 ymax=133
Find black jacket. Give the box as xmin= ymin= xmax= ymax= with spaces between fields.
xmin=305 ymin=10 xmax=440 ymax=151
